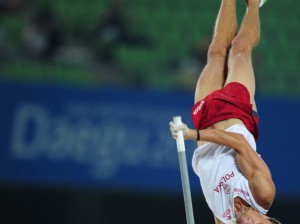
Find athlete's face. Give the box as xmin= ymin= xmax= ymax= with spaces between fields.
xmin=236 ymin=208 xmax=271 ymax=224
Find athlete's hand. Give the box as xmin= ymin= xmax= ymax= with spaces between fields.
xmin=169 ymin=121 xmax=190 ymax=140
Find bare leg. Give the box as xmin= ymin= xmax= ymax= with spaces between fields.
xmin=194 ymin=0 xmax=238 ymax=103
xmin=225 ymin=0 xmax=261 ymax=111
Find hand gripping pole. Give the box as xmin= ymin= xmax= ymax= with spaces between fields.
xmin=173 ymin=116 xmax=195 ymax=224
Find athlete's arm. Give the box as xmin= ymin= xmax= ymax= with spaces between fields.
xmin=196 ymin=128 xmax=275 ymax=209
xmin=169 ymin=122 xmax=276 ymax=209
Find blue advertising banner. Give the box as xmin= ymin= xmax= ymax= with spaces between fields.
xmin=0 ymin=82 xmax=197 ymax=192
xmin=0 ymin=82 xmax=299 ymax=197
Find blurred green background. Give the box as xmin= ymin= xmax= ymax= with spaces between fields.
xmin=1 ymin=0 xmax=299 ymax=95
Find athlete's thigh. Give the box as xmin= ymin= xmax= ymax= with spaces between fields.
xmin=194 ymin=58 xmax=226 ymax=103
xmin=225 ymin=53 xmax=257 ymax=111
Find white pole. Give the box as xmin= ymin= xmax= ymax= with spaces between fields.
xmin=173 ymin=116 xmax=195 ymax=224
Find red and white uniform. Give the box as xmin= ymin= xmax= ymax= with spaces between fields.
xmin=192 ymin=124 xmax=268 ymax=223
xmin=191 ymin=82 xmax=259 ymax=141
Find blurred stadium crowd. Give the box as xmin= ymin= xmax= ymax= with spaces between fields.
xmin=0 ymin=0 xmax=299 ymax=94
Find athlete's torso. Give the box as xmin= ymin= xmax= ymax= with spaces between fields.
xmin=192 ymin=124 xmax=268 ymax=223
xmin=197 ymin=118 xmax=244 ymax=146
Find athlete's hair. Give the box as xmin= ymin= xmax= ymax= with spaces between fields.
xmin=268 ymin=217 xmax=281 ymax=224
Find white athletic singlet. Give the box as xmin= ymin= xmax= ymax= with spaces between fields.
xmin=192 ymin=124 xmax=268 ymax=223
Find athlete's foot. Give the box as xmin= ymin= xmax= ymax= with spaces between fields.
xmin=258 ymin=0 xmax=267 ymax=7
xmin=246 ymin=0 xmax=267 ymax=7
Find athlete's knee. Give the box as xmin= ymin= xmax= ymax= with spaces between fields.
xmin=230 ymin=36 xmax=251 ymax=57
xmin=207 ymin=43 xmax=227 ymax=62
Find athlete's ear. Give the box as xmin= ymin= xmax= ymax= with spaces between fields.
xmin=235 ymin=214 xmax=255 ymax=224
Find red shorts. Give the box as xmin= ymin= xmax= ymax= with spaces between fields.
xmin=191 ymin=82 xmax=259 ymax=140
